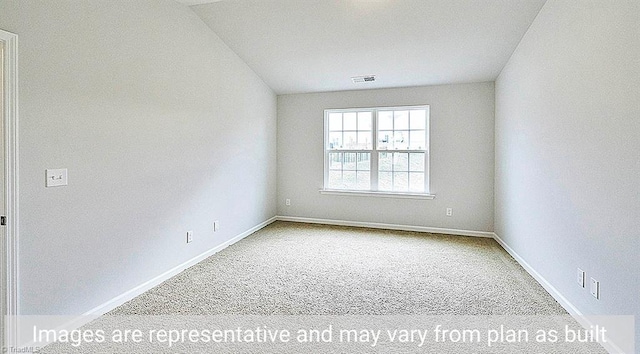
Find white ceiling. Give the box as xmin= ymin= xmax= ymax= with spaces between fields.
xmin=186 ymin=0 xmax=547 ymax=94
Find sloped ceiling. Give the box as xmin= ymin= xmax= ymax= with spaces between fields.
xmin=182 ymin=0 xmax=547 ymax=94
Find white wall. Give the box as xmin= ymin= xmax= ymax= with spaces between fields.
xmin=0 ymin=0 xmax=276 ymax=315
xmin=278 ymin=83 xmax=494 ymax=232
xmin=495 ymin=0 xmax=639 ymax=346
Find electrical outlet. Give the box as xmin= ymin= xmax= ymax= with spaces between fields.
xmin=285 ymin=198 xmax=291 ymax=206
xmin=186 ymin=231 xmax=193 ymax=244
xmin=446 ymin=208 xmax=453 ymax=217
xmin=577 ymin=268 xmax=585 ymax=287
xmin=590 ymin=278 xmax=599 ymax=299
xmin=213 ymin=221 xmax=219 ymax=232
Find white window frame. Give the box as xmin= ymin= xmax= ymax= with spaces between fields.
xmin=321 ymin=105 xmax=435 ymax=199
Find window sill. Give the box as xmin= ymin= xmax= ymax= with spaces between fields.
xmin=319 ymin=189 xmax=436 ymax=200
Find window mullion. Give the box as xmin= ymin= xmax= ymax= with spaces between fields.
xmin=324 ymin=111 xmax=329 ymax=189
xmin=371 ymin=109 xmax=379 ymax=191
xmin=424 ymin=148 xmax=430 ymax=193
xmin=371 ymin=152 xmax=378 ymax=191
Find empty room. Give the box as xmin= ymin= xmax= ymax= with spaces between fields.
xmin=0 ymin=0 xmax=638 ymax=353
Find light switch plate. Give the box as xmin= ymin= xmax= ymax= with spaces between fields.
xmin=46 ymin=168 xmax=68 ymax=187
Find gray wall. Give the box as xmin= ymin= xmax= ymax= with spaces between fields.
xmin=0 ymin=0 xmax=277 ymax=315
xmin=277 ymin=83 xmax=495 ymax=232
xmin=495 ymin=0 xmax=639 ymax=345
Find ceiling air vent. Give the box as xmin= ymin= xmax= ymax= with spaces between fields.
xmin=351 ymin=75 xmax=376 ymax=84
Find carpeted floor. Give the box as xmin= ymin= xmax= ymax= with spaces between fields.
xmin=110 ymin=221 xmax=565 ymax=316
xmin=40 ymin=221 xmax=608 ymax=353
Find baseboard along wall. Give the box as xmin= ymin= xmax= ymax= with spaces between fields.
xmin=83 ymin=216 xmax=278 ymax=318
xmin=276 ymin=216 xmax=495 ymax=238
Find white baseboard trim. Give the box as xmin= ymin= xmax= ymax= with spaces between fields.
xmin=493 ymin=232 xmax=628 ymax=354
xmin=492 ymin=232 xmax=582 ymax=317
xmin=26 ymin=217 xmax=627 ymax=353
xmin=276 ymin=215 xmax=495 ymax=238
xmin=83 ymin=216 xmax=277 ymax=318
xmin=19 ymin=217 xmax=278 ymax=348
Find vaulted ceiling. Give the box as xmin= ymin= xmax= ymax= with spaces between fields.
xmin=177 ymin=0 xmax=547 ymax=94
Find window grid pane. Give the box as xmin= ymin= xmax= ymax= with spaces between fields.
xmin=343 ymin=152 xmax=356 ymax=170
xmin=343 ymin=113 xmax=357 ymax=131
xmin=328 ymin=152 xmax=371 ymax=190
xmin=328 ymin=171 xmax=342 ymax=189
xmin=328 ymin=132 xmax=342 ymax=150
xmin=409 ymin=172 xmax=425 ymax=192
xmin=378 ymin=111 xmax=393 ymax=130
xmin=329 ymin=111 xmax=372 ymax=150
xmin=409 ymin=110 xmax=426 ymax=129
xmin=409 ymin=153 xmax=424 ymax=172
xmin=357 ymin=153 xmax=371 ymax=170
xmin=357 ymin=171 xmax=370 ymax=190
xmin=393 ymin=172 xmax=408 ymax=192
xmin=394 ymin=153 xmax=408 ymax=171
xmin=409 ymin=130 xmax=426 ymax=150
xmin=378 ymin=171 xmax=392 ymax=191
xmin=378 ymin=151 xmax=425 ymax=193
xmin=377 ymin=109 xmax=427 ymax=151
xmin=357 ymin=132 xmax=371 ymax=149
xmin=394 ymin=111 xmax=409 ymax=130
xmin=358 ymin=112 xmax=372 ymax=130
xmin=329 ymin=113 xmax=342 ymax=131
xmin=329 ymin=152 xmax=342 ymax=170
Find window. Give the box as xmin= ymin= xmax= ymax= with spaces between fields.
xmin=323 ymin=105 xmax=432 ymax=197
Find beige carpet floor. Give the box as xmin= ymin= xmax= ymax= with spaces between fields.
xmin=40 ymin=221 xmax=606 ymax=353
xmin=111 ymin=221 xmax=565 ymax=316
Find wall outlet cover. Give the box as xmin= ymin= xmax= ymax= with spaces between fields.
xmin=590 ymin=278 xmax=599 ymax=299
xmin=577 ymin=268 xmax=585 ymax=287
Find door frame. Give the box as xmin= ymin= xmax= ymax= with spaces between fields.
xmin=0 ymin=29 xmax=19 ymax=349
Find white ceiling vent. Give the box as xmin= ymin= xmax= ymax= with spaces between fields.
xmin=351 ymin=75 xmax=376 ymax=84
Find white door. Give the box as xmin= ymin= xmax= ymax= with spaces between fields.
xmin=0 ymin=28 xmax=17 ymax=351
xmin=0 ymin=39 xmax=5 ymax=349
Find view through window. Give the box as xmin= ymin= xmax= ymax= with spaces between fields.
xmin=324 ymin=105 xmax=430 ymax=195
